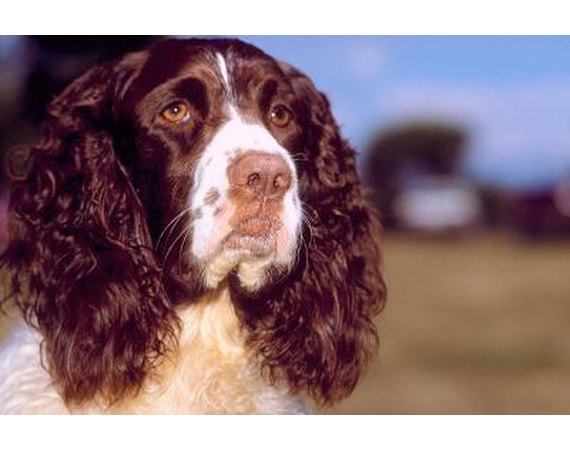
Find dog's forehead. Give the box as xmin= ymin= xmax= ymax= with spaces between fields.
xmin=124 ymin=43 xmax=218 ymax=104
xmin=124 ymin=39 xmax=284 ymax=105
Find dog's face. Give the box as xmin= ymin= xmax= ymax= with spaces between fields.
xmin=116 ymin=40 xmax=305 ymax=295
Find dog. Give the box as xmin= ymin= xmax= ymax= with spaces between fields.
xmin=0 ymin=37 xmax=386 ymax=413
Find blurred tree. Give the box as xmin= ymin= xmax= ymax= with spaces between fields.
xmin=364 ymin=121 xmax=468 ymax=228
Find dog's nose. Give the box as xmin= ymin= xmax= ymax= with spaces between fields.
xmin=227 ymin=151 xmax=292 ymax=200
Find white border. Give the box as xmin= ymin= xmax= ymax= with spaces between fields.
xmin=2 ymin=0 xmax=570 ymax=35
xmin=1 ymin=415 xmax=569 ymax=450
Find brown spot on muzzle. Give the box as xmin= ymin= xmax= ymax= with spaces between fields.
xmin=204 ymin=187 xmax=221 ymax=206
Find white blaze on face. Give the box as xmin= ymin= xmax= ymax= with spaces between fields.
xmin=216 ymin=53 xmax=231 ymax=91
xmin=190 ymin=53 xmax=301 ymax=289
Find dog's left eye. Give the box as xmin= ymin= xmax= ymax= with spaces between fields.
xmin=269 ymin=104 xmax=293 ymax=128
xmin=161 ymin=101 xmax=191 ymax=124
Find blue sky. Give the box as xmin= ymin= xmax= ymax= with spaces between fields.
xmin=242 ymin=36 xmax=570 ymax=189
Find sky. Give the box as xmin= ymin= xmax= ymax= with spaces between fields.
xmin=242 ymin=36 xmax=570 ymax=189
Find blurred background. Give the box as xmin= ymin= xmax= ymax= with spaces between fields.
xmin=1 ymin=36 xmax=570 ymax=414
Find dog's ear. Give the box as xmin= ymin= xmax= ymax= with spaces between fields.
xmin=1 ymin=56 xmax=178 ymax=406
xmin=230 ymin=63 xmax=387 ymax=405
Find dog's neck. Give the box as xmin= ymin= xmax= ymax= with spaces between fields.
xmin=178 ymin=286 xmax=247 ymax=361
xmin=96 ymin=286 xmax=305 ymax=414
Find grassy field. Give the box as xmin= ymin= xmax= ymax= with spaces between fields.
xmin=2 ymin=232 xmax=570 ymax=414
xmin=328 ymin=232 xmax=570 ymax=414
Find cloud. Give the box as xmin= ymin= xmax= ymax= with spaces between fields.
xmin=343 ymin=39 xmax=387 ymax=81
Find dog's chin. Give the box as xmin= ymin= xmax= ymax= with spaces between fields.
xmin=201 ymin=217 xmax=288 ymax=290
xmin=223 ymin=216 xmax=283 ymax=258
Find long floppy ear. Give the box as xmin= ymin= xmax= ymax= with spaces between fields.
xmin=1 ymin=58 xmax=178 ymax=406
xmin=231 ymin=64 xmax=387 ymax=406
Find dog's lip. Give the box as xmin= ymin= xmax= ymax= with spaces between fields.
xmin=233 ymin=216 xmax=282 ymax=236
xmin=223 ymin=216 xmax=283 ymax=256
xmin=223 ymin=233 xmax=273 ymax=256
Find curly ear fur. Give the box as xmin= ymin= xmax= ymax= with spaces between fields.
xmin=1 ymin=60 xmax=178 ymax=406
xmin=231 ymin=64 xmax=387 ymax=405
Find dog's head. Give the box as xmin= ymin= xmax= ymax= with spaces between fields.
xmin=113 ymin=39 xmax=307 ymax=296
xmin=2 ymin=38 xmax=386 ymax=406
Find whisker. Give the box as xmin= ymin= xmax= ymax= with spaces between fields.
xmin=163 ymin=226 xmax=190 ymax=266
xmin=300 ymin=200 xmax=319 ymax=224
xmin=155 ymin=208 xmax=192 ymax=251
xmin=296 ymin=204 xmax=317 ymax=271
xmin=301 ymin=202 xmax=317 ymax=245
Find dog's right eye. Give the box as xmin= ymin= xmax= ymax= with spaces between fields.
xmin=161 ymin=101 xmax=191 ymax=124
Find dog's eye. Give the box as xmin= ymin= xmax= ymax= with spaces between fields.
xmin=269 ymin=104 xmax=293 ymax=127
xmin=161 ymin=101 xmax=191 ymax=124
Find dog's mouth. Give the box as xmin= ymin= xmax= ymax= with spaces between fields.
xmin=200 ymin=214 xmax=294 ymax=289
xmin=223 ymin=216 xmax=283 ymax=257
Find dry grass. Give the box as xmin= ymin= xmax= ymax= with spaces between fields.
xmin=2 ymin=232 xmax=570 ymax=414
xmin=327 ymin=232 xmax=570 ymax=414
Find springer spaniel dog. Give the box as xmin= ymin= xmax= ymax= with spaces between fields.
xmin=0 ymin=38 xmax=386 ymax=414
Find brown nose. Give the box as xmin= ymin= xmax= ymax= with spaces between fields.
xmin=227 ymin=151 xmax=292 ymax=200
